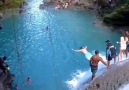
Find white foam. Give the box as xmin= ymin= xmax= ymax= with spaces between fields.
xmin=119 ymin=83 xmax=129 ymax=90
xmin=65 ymin=70 xmax=91 ymax=90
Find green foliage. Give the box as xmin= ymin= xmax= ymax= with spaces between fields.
xmin=105 ymin=4 xmax=129 ymax=19
xmin=126 ymin=0 xmax=129 ymax=3
xmin=0 ymin=0 xmax=26 ymax=10
xmin=103 ymin=2 xmax=129 ymax=26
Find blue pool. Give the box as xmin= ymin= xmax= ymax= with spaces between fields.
xmin=0 ymin=0 xmax=121 ymax=90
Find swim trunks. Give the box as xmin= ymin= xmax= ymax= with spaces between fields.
xmin=120 ymin=43 xmax=126 ymax=50
xmin=121 ymin=45 xmax=126 ymax=50
xmin=85 ymin=52 xmax=92 ymax=60
xmin=107 ymin=54 xmax=112 ymax=61
xmin=91 ymin=64 xmax=98 ymax=75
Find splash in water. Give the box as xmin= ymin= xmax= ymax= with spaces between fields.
xmin=119 ymin=82 xmax=129 ymax=90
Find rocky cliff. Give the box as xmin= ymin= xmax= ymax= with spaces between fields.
xmin=103 ymin=0 xmax=129 ymax=26
xmin=103 ymin=3 xmax=129 ymax=26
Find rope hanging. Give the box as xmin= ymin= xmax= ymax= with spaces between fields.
xmin=0 ymin=13 xmax=3 ymax=30
xmin=11 ymin=9 xmax=21 ymax=64
xmin=46 ymin=5 xmax=61 ymax=89
xmin=47 ymin=26 xmax=60 ymax=89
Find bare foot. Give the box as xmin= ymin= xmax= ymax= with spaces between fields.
xmin=107 ymin=66 xmax=111 ymax=69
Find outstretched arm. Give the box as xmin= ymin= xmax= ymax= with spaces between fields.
xmin=72 ymin=46 xmax=87 ymax=53
xmin=100 ymin=57 xmax=108 ymax=67
xmin=117 ymin=41 xmax=120 ymax=44
xmin=72 ymin=49 xmax=82 ymax=52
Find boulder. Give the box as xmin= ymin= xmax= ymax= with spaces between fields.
xmin=103 ymin=4 xmax=129 ymax=26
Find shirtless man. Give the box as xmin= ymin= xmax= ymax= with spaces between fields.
xmin=72 ymin=46 xmax=92 ymax=61
xmin=90 ymin=50 xmax=109 ymax=80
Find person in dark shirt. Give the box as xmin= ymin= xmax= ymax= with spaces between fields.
xmin=19 ymin=3 xmax=24 ymax=14
xmin=105 ymin=40 xmax=117 ymax=67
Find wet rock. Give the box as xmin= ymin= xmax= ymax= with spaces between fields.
xmin=82 ymin=59 xmax=129 ymax=90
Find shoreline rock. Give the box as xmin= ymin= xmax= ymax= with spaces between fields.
xmin=43 ymin=0 xmax=94 ymax=9
xmin=0 ymin=72 xmax=14 ymax=90
xmin=81 ymin=59 xmax=129 ymax=90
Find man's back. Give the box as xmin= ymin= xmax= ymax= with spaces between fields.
xmin=90 ymin=55 xmax=101 ymax=66
xmin=90 ymin=50 xmax=108 ymax=80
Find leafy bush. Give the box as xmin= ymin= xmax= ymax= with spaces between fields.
xmin=0 ymin=0 xmax=26 ymax=10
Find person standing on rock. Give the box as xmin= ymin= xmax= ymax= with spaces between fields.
xmin=90 ymin=50 xmax=109 ymax=80
xmin=106 ymin=40 xmax=117 ymax=67
xmin=19 ymin=3 xmax=24 ymax=14
xmin=117 ymin=32 xmax=127 ymax=61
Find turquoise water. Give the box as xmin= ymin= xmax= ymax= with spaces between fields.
xmin=0 ymin=0 xmax=121 ymax=90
